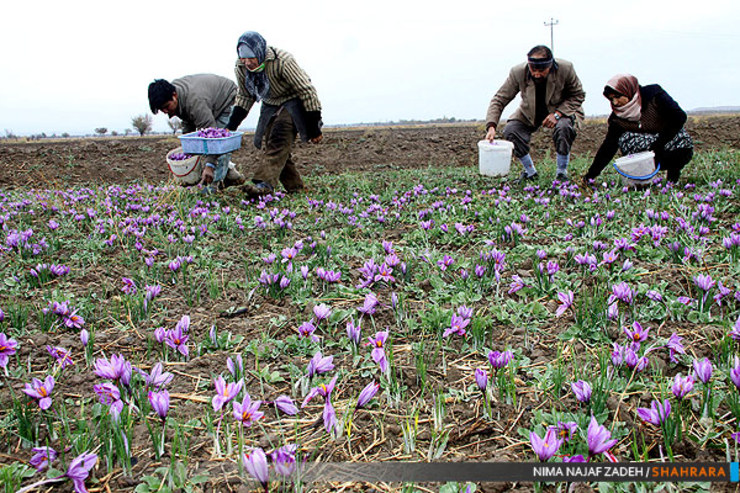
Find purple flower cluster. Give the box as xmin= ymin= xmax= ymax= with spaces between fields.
xmin=195 ymin=127 xmax=232 ymax=138
xmin=42 ymin=300 xmax=85 ymax=330
xmin=443 ymin=306 xmax=473 ymax=338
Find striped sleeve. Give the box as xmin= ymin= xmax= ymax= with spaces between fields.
xmin=275 ymin=53 xmax=322 ymax=112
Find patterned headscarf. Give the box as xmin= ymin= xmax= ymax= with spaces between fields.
xmin=236 ymin=31 xmax=270 ymax=101
xmin=605 ymin=74 xmax=642 ymax=122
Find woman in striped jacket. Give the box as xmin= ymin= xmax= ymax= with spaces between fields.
xmin=226 ymin=31 xmax=323 ymax=197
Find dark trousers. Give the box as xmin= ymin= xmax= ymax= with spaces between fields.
xmin=502 ymin=118 xmax=577 ymax=158
xmin=252 ymin=106 xmax=304 ymax=192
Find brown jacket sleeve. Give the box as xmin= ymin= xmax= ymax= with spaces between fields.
xmin=554 ymin=61 xmax=586 ymax=121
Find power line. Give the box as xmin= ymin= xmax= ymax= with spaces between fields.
xmin=544 ymin=17 xmax=558 ymax=53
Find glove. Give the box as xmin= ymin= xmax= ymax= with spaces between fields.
xmin=226 ymin=106 xmax=248 ymax=131
xmin=305 ymin=111 xmax=323 ymax=140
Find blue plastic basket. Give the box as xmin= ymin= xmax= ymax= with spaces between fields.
xmin=178 ymin=131 xmax=243 ymax=155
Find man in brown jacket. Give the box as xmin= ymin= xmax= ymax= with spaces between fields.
xmin=485 ymin=45 xmax=585 ymax=183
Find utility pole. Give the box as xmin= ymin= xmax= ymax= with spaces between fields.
xmin=544 ymin=17 xmax=559 ymax=53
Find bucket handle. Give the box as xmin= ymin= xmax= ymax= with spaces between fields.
xmin=612 ymin=162 xmax=661 ymax=181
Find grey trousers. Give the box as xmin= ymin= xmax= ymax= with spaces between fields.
xmin=502 ymin=118 xmax=577 ymax=158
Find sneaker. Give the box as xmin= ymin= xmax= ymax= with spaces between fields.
xmin=555 ymin=172 xmax=569 ymax=182
xmin=512 ymin=171 xmax=538 ymax=184
xmin=241 ymin=181 xmax=274 ymax=198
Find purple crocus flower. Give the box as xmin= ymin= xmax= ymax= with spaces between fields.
xmin=148 ymin=389 xmax=170 ymax=421
xmin=437 ymin=255 xmax=455 ymax=271
xmin=313 ymin=303 xmax=332 ymax=321
xmin=232 ymin=392 xmax=264 ymax=427
xmin=693 ymin=274 xmax=715 ymax=292
xmin=646 ymin=290 xmax=664 ymax=302
xmin=550 ymin=421 xmax=578 ymax=442
xmin=165 ymin=326 xmax=189 ymax=357
xmin=23 ymin=375 xmax=55 ymax=410
xmin=587 ymin=416 xmax=618 ymax=457
xmin=443 ymin=313 xmax=470 ymax=338
xmin=563 ymin=454 xmax=587 ymax=463
xmin=346 ymin=319 xmax=361 ymax=344
xmin=80 ymin=329 xmax=89 ymax=347
xmin=297 ymin=320 xmax=319 ymax=342
xmin=374 ymin=263 xmax=395 ymax=284
xmin=63 ymin=310 xmax=85 ymax=330
xmin=273 ymin=395 xmax=299 ymax=415
xmin=529 ymin=428 xmax=563 ymax=461
xmin=508 ymin=275 xmax=526 ymax=294
xmin=271 ymin=444 xmax=298 ymax=477
xmin=692 ymin=357 xmax=712 ymax=384
xmin=0 ymin=332 xmax=19 ymax=368
xmin=488 ymin=350 xmax=513 ymax=370
xmin=356 ymin=381 xmax=380 ymax=409
xmin=368 ymin=331 xmax=389 ymax=373
xmin=609 ymin=281 xmax=635 ymax=305
xmin=555 ymin=290 xmax=574 ymax=317
xmin=93 ymin=382 xmax=121 ymax=406
xmin=227 ymin=355 xmax=243 ymax=377
xmin=212 ymin=376 xmax=243 ymax=412
xmin=357 ymin=292 xmax=379 ymax=317
xmin=729 ymin=317 xmax=740 ymax=341
xmin=322 ymin=400 xmax=339 ymax=434
xmin=47 ymin=346 xmax=74 ymax=369
xmin=144 ymin=284 xmax=161 ymax=301
xmin=29 ymin=446 xmax=58 ymax=471
xmin=672 ymin=373 xmax=694 ymax=399
xmin=571 ymin=380 xmax=592 ymax=403
xmin=457 ymin=305 xmax=473 ymax=319
xmin=138 ymin=362 xmax=174 ymax=390
xmin=121 ymin=277 xmax=137 ymax=295
xmin=306 ymin=351 xmax=335 ymax=378
xmin=624 ymin=321 xmax=650 ymax=346
xmin=153 ymin=326 xmax=166 ymax=343
xmin=302 ymin=375 xmax=338 ymax=407
xmin=637 ymin=399 xmax=671 ymax=426
xmin=94 ymin=354 xmax=128 ymax=381
xmin=475 ymin=368 xmax=488 ymax=392
xmin=730 ymin=357 xmax=740 ymax=390
xmin=665 ymin=333 xmax=685 ymax=363
xmin=65 ymin=451 xmax=98 ymax=493
xmin=242 ymin=447 xmax=269 ymax=487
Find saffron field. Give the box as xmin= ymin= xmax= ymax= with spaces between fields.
xmin=1 ymin=149 xmax=740 ymax=492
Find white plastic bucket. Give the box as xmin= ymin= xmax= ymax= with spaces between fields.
xmin=613 ymin=151 xmax=659 ymax=187
xmin=478 ymin=140 xmax=514 ymax=177
xmin=167 ymin=147 xmax=203 ymax=185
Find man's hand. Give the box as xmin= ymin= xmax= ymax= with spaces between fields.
xmin=485 ymin=127 xmax=496 ymax=142
xmin=310 ymin=134 xmax=323 ymax=144
xmin=542 ymin=113 xmax=560 ymax=129
xmin=200 ymin=165 xmax=214 ymax=186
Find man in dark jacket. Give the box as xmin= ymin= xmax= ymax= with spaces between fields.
xmin=225 ymin=31 xmax=323 ymax=198
xmin=485 ymin=45 xmax=585 ymax=183
xmin=148 ymin=74 xmax=245 ymax=188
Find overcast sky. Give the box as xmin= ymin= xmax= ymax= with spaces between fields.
xmin=2 ymin=0 xmax=739 ymax=136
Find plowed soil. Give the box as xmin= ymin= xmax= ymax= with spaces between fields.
xmin=2 ymin=116 xmax=739 ymax=189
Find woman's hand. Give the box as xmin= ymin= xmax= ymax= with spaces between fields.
xmin=485 ymin=127 xmax=496 ymax=142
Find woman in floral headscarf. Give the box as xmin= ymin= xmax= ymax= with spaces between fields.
xmin=583 ymin=74 xmax=693 ymax=184
xmin=226 ymin=31 xmax=323 ymax=197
